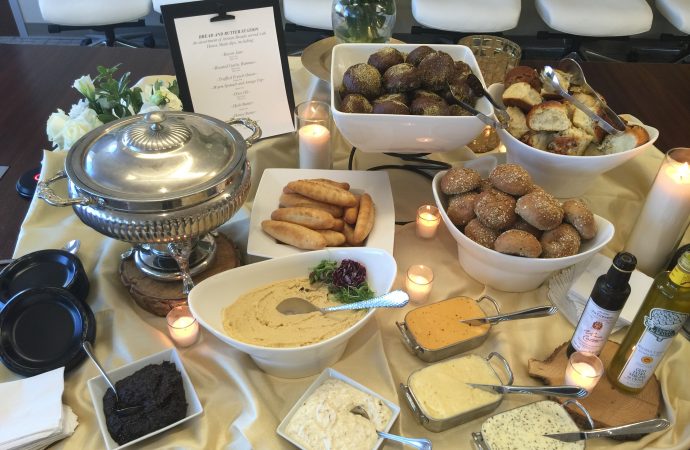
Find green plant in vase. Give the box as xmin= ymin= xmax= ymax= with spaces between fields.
xmin=332 ymin=0 xmax=396 ymax=43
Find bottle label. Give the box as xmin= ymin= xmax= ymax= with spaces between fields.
xmin=669 ymin=266 xmax=690 ymax=286
xmin=571 ymin=299 xmax=620 ymax=355
xmin=617 ymin=307 xmax=689 ymax=389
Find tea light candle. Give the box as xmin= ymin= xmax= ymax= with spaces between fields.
xmin=416 ymin=205 xmax=441 ymax=239
xmin=405 ymin=265 xmax=434 ymax=303
xmin=564 ymin=351 xmax=604 ymax=395
xmin=625 ymin=148 xmax=690 ymax=275
xmin=298 ymin=124 xmax=331 ymax=169
xmin=166 ymin=305 xmax=199 ymax=347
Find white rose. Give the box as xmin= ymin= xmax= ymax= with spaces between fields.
xmin=77 ymin=107 xmax=103 ymax=129
xmin=46 ymin=109 xmax=69 ymax=149
xmin=68 ymin=99 xmax=90 ymax=118
xmin=160 ymin=87 xmax=183 ymax=111
xmin=61 ymin=117 xmax=99 ymax=149
xmin=73 ymin=75 xmax=95 ymax=99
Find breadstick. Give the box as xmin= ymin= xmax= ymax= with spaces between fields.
xmin=279 ymin=193 xmax=344 ymax=218
xmin=318 ymin=230 xmax=346 ymax=247
xmin=342 ymin=222 xmax=360 ymax=246
xmin=353 ymin=193 xmax=375 ymax=244
xmin=307 ymin=178 xmax=351 ymax=191
xmin=261 ymin=220 xmax=326 ymax=250
xmin=286 ymin=180 xmax=357 ymax=207
xmin=330 ymin=218 xmax=344 ymax=232
xmin=271 ymin=207 xmax=335 ymax=229
xmin=343 ymin=194 xmax=360 ymax=225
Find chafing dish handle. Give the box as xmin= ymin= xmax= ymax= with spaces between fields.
xmin=37 ymin=170 xmax=93 ymax=207
xmin=226 ymin=118 xmax=262 ymax=147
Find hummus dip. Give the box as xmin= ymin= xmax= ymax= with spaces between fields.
xmin=285 ymin=378 xmax=392 ymax=450
xmin=222 ymin=277 xmax=367 ymax=347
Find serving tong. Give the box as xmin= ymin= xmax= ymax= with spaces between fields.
xmin=540 ymin=63 xmax=627 ymax=136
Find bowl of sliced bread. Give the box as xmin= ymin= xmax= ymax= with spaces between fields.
xmin=488 ymin=65 xmax=658 ymax=198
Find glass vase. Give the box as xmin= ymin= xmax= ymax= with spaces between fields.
xmin=332 ymin=0 xmax=396 ymax=43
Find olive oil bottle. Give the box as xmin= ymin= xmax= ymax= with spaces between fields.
xmin=608 ymin=250 xmax=690 ymax=393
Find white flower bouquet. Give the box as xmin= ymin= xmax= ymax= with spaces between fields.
xmin=46 ymin=65 xmax=182 ymax=151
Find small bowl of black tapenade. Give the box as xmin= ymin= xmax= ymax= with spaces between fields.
xmin=86 ymin=347 xmax=203 ymax=449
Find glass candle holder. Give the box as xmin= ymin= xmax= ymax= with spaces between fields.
xmin=166 ymin=305 xmax=199 ymax=347
xmin=294 ymin=100 xmax=332 ymax=170
xmin=405 ymin=264 xmax=434 ymax=304
xmin=416 ymin=205 xmax=441 ymax=239
xmin=625 ymin=148 xmax=690 ymax=275
xmin=564 ymin=351 xmax=604 ymax=395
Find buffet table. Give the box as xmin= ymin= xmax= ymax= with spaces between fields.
xmin=2 ymin=50 xmax=690 ymax=450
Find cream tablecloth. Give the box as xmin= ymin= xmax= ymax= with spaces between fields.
xmin=3 ymin=58 xmax=689 ymax=450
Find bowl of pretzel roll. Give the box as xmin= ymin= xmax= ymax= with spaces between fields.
xmin=247 ymin=169 xmax=395 ymax=259
xmin=432 ymin=157 xmax=614 ymax=292
xmin=489 ymin=65 xmax=659 ymax=198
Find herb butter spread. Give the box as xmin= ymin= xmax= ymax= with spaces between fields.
xmin=481 ymin=400 xmax=584 ymax=450
xmin=409 ymin=354 xmax=501 ymax=420
xmin=222 ymin=277 xmax=366 ymax=347
xmin=285 ymin=379 xmax=393 ymax=450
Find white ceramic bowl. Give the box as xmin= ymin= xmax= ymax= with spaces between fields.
xmin=277 ymin=368 xmax=401 ymax=449
xmin=86 ymin=347 xmax=203 ymax=450
xmin=331 ymin=43 xmax=493 ymax=153
xmin=488 ymin=83 xmax=659 ymax=198
xmin=432 ymin=157 xmax=615 ymax=292
xmin=188 ymin=248 xmax=397 ymax=378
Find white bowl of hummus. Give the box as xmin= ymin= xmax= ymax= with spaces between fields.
xmin=187 ymin=247 xmax=397 ymax=378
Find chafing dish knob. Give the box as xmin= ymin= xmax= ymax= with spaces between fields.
xmin=124 ymin=112 xmax=192 ymax=153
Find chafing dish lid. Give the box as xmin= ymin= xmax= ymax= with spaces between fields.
xmin=65 ymin=111 xmax=246 ymax=209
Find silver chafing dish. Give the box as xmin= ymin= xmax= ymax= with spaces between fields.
xmin=38 ymin=111 xmax=260 ymax=293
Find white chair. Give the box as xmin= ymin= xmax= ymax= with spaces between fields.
xmin=655 ymin=0 xmax=690 ymax=62
xmin=153 ymin=0 xmax=202 ymax=15
xmin=535 ymin=0 xmax=653 ymax=37
xmin=38 ymin=0 xmax=154 ymax=48
xmin=411 ymin=0 xmax=521 ymax=33
xmin=283 ymin=0 xmax=333 ymax=30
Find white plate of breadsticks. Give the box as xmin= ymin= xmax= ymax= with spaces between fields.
xmin=247 ymin=169 xmax=395 ymax=258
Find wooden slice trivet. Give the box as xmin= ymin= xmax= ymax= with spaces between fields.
xmin=119 ymin=234 xmax=241 ymax=317
xmin=528 ymin=341 xmax=661 ymax=429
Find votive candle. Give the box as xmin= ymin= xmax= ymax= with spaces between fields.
xmin=405 ymin=265 xmax=434 ymax=303
xmin=564 ymin=351 xmax=604 ymax=395
xmin=295 ymin=100 xmax=332 ymax=169
xmin=166 ymin=305 xmax=199 ymax=347
xmin=625 ymin=148 xmax=690 ymax=275
xmin=416 ymin=205 xmax=441 ymax=239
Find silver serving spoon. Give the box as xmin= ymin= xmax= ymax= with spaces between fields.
xmin=82 ymin=341 xmax=144 ymax=416
xmin=467 ymin=383 xmax=587 ymax=398
xmin=276 ymin=290 xmax=408 ymax=315
xmin=350 ymin=406 xmax=433 ymax=450
xmin=459 ymin=305 xmax=558 ymax=326
xmin=541 ymin=66 xmax=626 ymax=136
xmin=465 ymin=73 xmax=511 ymax=126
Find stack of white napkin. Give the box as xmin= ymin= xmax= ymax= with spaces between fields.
xmin=0 ymin=367 xmax=78 ymax=450
xmin=548 ymin=253 xmax=654 ymax=331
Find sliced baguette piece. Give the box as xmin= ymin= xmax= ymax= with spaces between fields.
xmin=502 ymin=81 xmax=542 ymax=112
xmin=521 ymin=131 xmax=555 ymax=151
xmin=547 ymin=127 xmax=593 ymax=156
xmin=506 ymin=106 xmax=530 ymax=139
xmin=598 ymin=125 xmax=649 ymax=154
xmin=526 ymin=100 xmax=570 ymax=132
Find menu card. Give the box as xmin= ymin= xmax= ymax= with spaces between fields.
xmin=162 ymin=0 xmax=295 ymax=138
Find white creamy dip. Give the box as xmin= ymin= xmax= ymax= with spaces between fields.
xmin=481 ymin=400 xmax=584 ymax=450
xmin=285 ymin=378 xmax=392 ymax=450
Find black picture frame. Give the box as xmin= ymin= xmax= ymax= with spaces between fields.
xmin=161 ymin=0 xmax=295 ymax=135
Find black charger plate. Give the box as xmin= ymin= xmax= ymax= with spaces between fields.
xmin=0 ymin=287 xmax=96 ymax=376
xmin=0 ymin=249 xmax=89 ymax=305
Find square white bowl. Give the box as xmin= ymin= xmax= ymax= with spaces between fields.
xmin=188 ymin=247 xmax=397 ymax=378
xmin=331 ymin=43 xmax=493 ymax=153
xmin=432 ymin=156 xmax=615 ymax=292
xmin=247 ymin=168 xmax=395 ymax=258
xmin=277 ymin=368 xmax=401 ymax=449
xmin=86 ymin=347 xmax=203 ymax=450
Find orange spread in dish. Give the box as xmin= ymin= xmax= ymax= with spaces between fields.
xmin=405 ymin=296 xmax=490 ymax=350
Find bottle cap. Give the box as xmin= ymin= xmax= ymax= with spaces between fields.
xmin=612 ymin=252 xmax=637 ymax=272
xmin=678 ymin=250 xmax=690 ymax=273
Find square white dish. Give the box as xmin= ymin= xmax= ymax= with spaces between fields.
xmin=276 ymin=367 xmax=401 ymax=449
xmin=86 ymin=347 xmax=203 ymax=450
xmin=331 ymin=43 xmax=492 ymax=153
xmin=247 ymin=168 xmax=395 ymax=258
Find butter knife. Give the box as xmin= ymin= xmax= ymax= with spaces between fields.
xmin=544 ymin=418 xmax=670 ymax=442
xmin=459 ymin=305 xmax=557 ymax=326
xmin=467 ymin=383 xmax=587 ymax=398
